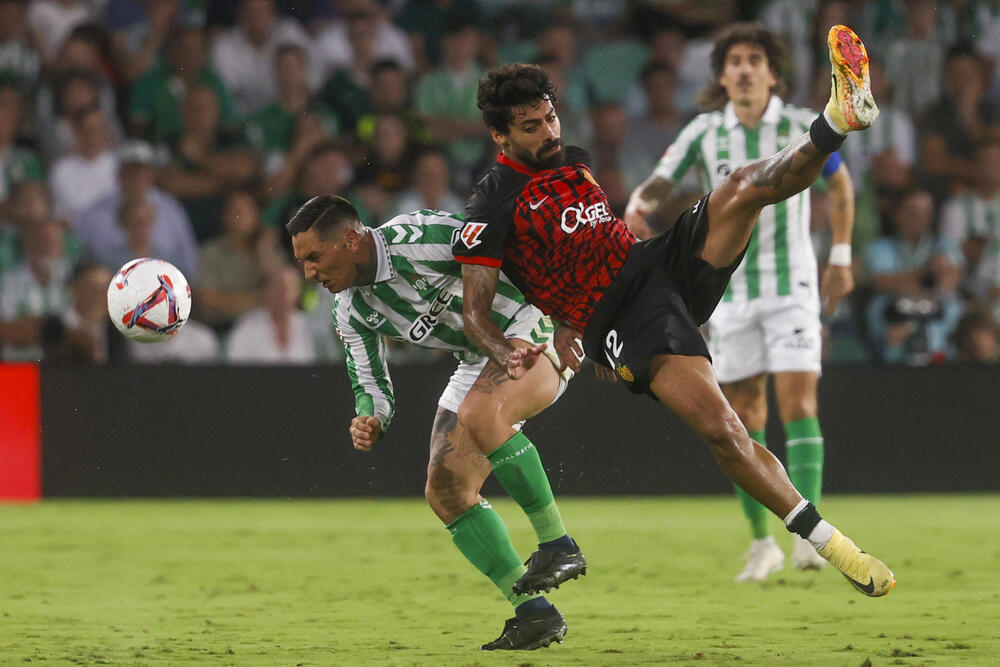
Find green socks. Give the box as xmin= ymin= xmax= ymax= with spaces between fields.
xmin=486 ymin=432 xmax=567 ymax=543
xmin=785 ymin=417 xmax=824 ymax=506
xmin=447 ymin=500 xmax=539 ymax=606
xmin=734 ymin=429 xmax=771 ymax=539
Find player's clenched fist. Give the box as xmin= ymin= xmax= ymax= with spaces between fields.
xmin=349 ymin=416 xmax=382 ymax=451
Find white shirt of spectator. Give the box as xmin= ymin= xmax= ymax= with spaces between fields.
xmin=50 ymin=150 xmax=118 ymax=221
xmin=128 ymin=319 xmax=220 ymax=364
xmin=225 ymin=308 xmax=315 ymax=365
xmin=314 ymin=18 xmax=414 ymax=75
xmin=26 ymin=0 xmax=92 ymax=60
xmin=0 ymin=257 xmax=70 ymax=361
xmin=210 ymin=18 xmax=316 ymax=116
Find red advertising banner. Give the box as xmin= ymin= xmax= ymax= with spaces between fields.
xmin=0 ymin=363 xmax=41 ymax=501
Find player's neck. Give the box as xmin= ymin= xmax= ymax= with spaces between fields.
xmin=732 ymin=98 xmax=767 ymax=129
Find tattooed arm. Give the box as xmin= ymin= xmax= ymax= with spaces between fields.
xmin=820 ymin=162 xmax=855 ymax=314
xmin=461 ymin=264 xmax=545 ymax=379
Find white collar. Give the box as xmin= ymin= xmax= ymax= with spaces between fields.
xmin=371 ymin=228 xmax=394 ymax=283
xmin=724 ymin=95 xmax=784 ymax=130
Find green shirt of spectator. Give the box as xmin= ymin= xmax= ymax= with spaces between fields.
xmin=244 ymin=102 xmax=339 ymax=154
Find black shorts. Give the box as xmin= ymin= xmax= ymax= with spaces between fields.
xmin=582 ymin=193 xmax=747 ymax=397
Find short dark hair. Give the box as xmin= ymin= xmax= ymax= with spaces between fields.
xmin=697 ymin=22 xmax=787 ymax=110
xmin=285 ymin=195 xmax=360 ymax=238
xmin=477 ymin=63 xmax=558 ymax=134
xmin=639 ymin=60 xmax=676 ymax=86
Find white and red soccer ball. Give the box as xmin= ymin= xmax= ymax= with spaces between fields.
xmin=107 ymin=258 xmax=192 ymax=343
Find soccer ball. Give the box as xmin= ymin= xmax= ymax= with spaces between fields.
xmin=107 ymin=258 xmax=192 ymax=343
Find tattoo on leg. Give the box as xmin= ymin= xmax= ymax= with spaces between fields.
xmin=471 ymin=360 xmax=511 ymax=394
xmin=750 ymin=136 xmax=824 ymax=190
xmin=429 ymin=408 xmax=458 ymax=468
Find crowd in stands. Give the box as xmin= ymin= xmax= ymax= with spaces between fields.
xmin=1 ymin=0 xmax=999 ymax=366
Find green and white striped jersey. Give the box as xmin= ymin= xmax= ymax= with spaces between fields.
xmin=334 ymin=209 xmax=537 ymax=429
xmin=941 ymin=191 xmax=1000 ymax=293
xmin=653 ymin=96 xmax=818 ymax=303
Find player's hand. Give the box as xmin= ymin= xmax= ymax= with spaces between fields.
xmin=349 ymin=416 xmax=382 ymax=451
xmin=593 ymin=363 xmax=618 ymax=382
xmin=624 ymin=198 xmax=655 ymax=240
xmin=506 ymin=343 xmax=546 ymax=379
xmin=820 ymin=263 xmax=854 ymax=316
xmin=552 ymin=325 xmax=584 ymax=373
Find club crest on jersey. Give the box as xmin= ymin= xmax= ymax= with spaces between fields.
xmin=561 ymin=200 xmax=613 ymax=233
xmin=459 ymin=222 xmax=487 ymax=249
xmin=615 ymin=364 xmax=634 ymax=382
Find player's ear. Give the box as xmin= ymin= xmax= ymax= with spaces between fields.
xmin=490 ymin=127 xmax=508 ymax=148
xmin=342 ymin=227 xmax=362 ymax=250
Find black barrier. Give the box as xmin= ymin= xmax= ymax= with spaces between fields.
xmin=40 ymin=362 xmax=1000 ymax=497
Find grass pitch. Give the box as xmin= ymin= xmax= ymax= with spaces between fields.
xmin=1 ymin=495 xmax=998 ymax=665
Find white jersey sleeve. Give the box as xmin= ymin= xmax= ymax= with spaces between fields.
xmin=335 ymin=291 xmax=395 ymax=430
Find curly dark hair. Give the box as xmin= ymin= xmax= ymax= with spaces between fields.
xmin=696 ymin=22 xmax=788 ymax=111
xmin=477 ymin=64 xmax=558 ymax=134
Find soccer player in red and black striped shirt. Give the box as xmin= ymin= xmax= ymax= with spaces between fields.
xmin=456 ymin=30 xmax=895 ymax=625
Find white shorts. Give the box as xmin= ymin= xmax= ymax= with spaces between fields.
xmin=707 ymin=296 xmax=822 ymax=384
xmin=437 ymin=308 xmax=574 ymax=414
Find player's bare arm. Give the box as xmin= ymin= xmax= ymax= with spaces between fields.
xmin=821 ymin=163 xmax=855 ymax=314
xmin=350 ymin=415 xmax=382 ymax=451
xmin=625 ymin=174 xmax=678 ymax=240
xmin=461 ymin=264 xmax=545 ymax=379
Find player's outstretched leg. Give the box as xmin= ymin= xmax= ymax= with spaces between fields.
xmin=458 ymin=349 xmax=587 ymax=597
xmin=426 ymin=408 xmax=567 ymax=648
xmin=784 ymin=500 xmax=895 ymax=596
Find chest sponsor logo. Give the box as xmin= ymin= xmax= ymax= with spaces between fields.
xmin=459 ymin=222 xmax=487 ymax=249
xmin=561 ymin=200 xmax=614 ymax=234
xmin=407 ymin=290 xmax=454 ymax=342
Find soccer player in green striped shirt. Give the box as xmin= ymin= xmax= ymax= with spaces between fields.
xmin=626 ymin=23 xmax=856 ymax=582
xmin=287 ymin=197 xmax=584 ymax=650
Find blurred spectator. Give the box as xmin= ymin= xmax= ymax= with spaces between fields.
xmin=865 ymin=188 xmax=964 ymax=364
xmin=129 ymin=24 xmax=234 ymax=145
xmin=0 ymin=218 xmax=70 ymax=360
xmin=225 ymin=262 xmax=315 ymax=364
xmin=536 ymin=20 xmax=587 ymax=113
xmin=74 ymin=139 xmax=199 ymax=279
xmin=977 ymin=5 xmax=1000 ymax=106
xmin=354 ymin=112 xmax=413 ymax=194
xmin=353 ymin=58 xmax=429 ymax=146
xmin=390 ymin=146 xmax=462 ymax=217
xmin=625 ymin=26 xmax=707 ymax=118
xmin=195 ymin=189 xmax=283 ymax=332
xmin=49 ymin=106 xmax=118 ymax=221
xmin=414 ymin=15 xmax=489 ymax=190
xmin=0 ymin=78 xmax=43 ymax=212
xmin=622 ymin=61 xmax=683 ymax=191
xmin=319 ymin=6 xmax=387 ymax=132
xmin=210 ymin=0 xmax=314 ymax=116
xmin=0 ymin=180 xmax=54 ymax=271
xmin=883 ymin=0 xmax=945 ymax=117
xmin=535 ymin=53 xmax=590 ymax=149
xmin=0 ymin=0 xmax=40 ymax=86
xmin=395 ymin=0 xmax=484 ymax=72
xmin=46 ymin=261 xmax=128 ymax=363
xmin=127 ymin=317 xmax=220 ymax=363
xmin=941 ymin=140 xmax=1000 ymax=301
xmin=315 ymin=0 xmax=414 ymax=76
xmin=919 ymin=45 xmax=1000 ymax=198
xmin=245 ymin=42 xmax=339 ymax=178
xmin=26 ymin=0 xmax=92 ymax=65
xmin=34 ymin=26 xmax=123 ymax=160
xmin=157 ymin=84 xmax=259 ymax=239
xmin=105 ymin=0 xmax=182 ymax=83
xmin=262 ymin=140 xmax=352 ymax=230
xmin=587 ymin=101 xmax=629 ymax=206
xmin=950 ymin=306 xmax=1000 ymax=363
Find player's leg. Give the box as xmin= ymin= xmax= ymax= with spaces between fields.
xmin=457 ymin=339 xmax=586 ymax=596
xmin=647 ymin=352 xmax=895 ymax=596
xmin=425 ymin=407 xmax=566 ymax=650
xmin=700 ymin=25 xmax=877 ymax=270
xmin=773 ymin=371 xmax=828 ymax=570
xmin=722 ymin=373 xmax=785 ymax=581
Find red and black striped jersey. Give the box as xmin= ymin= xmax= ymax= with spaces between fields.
xmin=453 ymin=146 xmax=636 ymax=331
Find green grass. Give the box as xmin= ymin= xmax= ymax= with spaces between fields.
xmin=1 ymin=495 xmax=998 ymax=665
